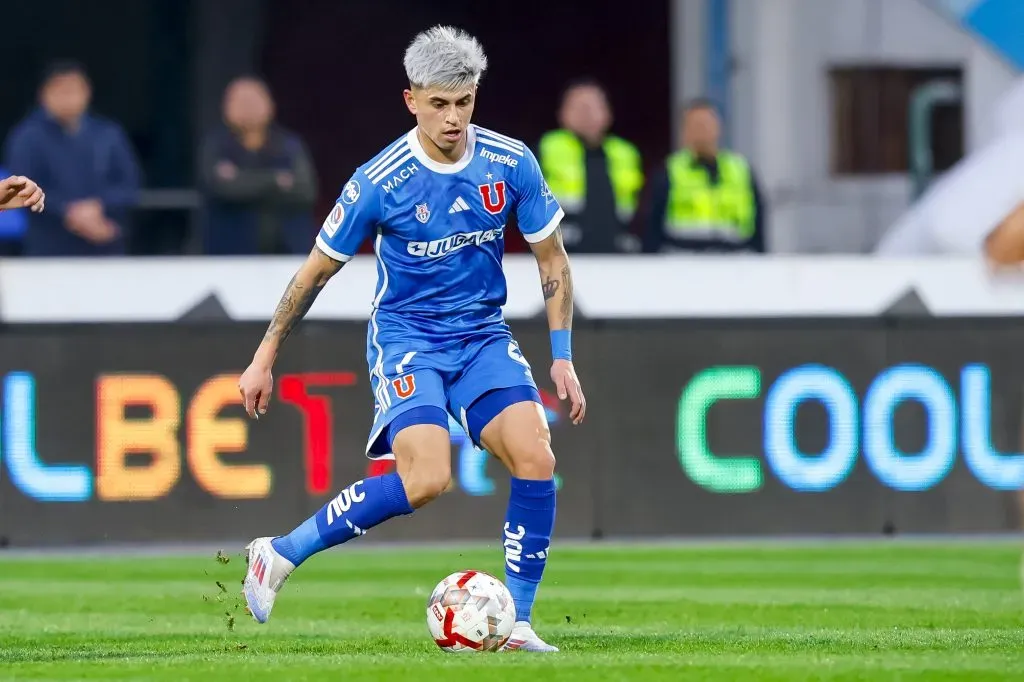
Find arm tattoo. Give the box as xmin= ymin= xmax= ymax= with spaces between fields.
xmin=558 ymin=263 xmax=573 ymax=328
xmin=542 ymin=276 xmax=559 ymax=301
xmin=537 ymin=227 xmax=573 ymax=326
xmin=262 ymin=249 xmax=343 ymax=346
xmin=541 ymin=227 xmax=564 ymax=301
xmin=262 ymin=275 xmax=326 ymax=346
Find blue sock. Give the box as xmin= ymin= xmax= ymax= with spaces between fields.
xmin=271 ymin=473 xmax=413 ymax=566
xmin=503 ymin=477 xmax=556 ymax=623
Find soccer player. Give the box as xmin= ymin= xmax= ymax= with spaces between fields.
xmin=0 ymin=176 xmax=45 ymax=212
xmin=238 ymin=26 xmax=585 ymax=652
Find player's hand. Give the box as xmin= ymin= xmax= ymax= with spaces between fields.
xmin=0 ymin=177 xmax=19 ymax=209
xmin=239 ymin=361 xmax=274 ymax=419
xmin=551 ymin=359 xmax=586 ymax=425
xmin=0 ymin=176 xmax=45 ymax=212
xmin=18 ymin=177 xmax=45 ymax=213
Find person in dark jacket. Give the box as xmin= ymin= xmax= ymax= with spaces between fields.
xmin=2 ymin=61 xmax=140 ymax=257
xmin=199 ymin=76 xmax=318 ymax=255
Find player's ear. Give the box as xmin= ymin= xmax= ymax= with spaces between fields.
xmin=403 ymin=89 xmax=417 ymax=116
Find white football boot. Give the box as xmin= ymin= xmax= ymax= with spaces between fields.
xmin=502 ymin=621 xmax=560 ymax=652
xmin=242 ymin=537 xmax=296 ymax=624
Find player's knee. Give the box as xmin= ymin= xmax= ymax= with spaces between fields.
xmin=399 ymin=461 xmax=452 ymax=508
xmin=393 ymin=423 xmax=452 ymax=508
xmin=510 ymin=438 xmax=556 ymax=480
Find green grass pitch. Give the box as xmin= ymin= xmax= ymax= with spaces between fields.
xmin=1 ymin=541 xmax=1023 ymax=681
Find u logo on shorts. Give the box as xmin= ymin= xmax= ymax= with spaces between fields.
xmin=392 ymin=374 xmax=417 ymax=399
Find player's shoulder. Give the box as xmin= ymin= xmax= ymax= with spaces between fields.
xmin=475 ymin=122 xmax=532 ymax=159
xmin=339 ymin=131 xmax=415 ymax=205
xmin=473 ymin=124 xmax=528 ymax=150
xmin=472 ymin=125 xmax=537 ymax=184
xmin=355 ymin=131 xmax=414 ymax=177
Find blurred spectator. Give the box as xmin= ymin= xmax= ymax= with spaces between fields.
xmin=199 ymin=76 xmax=317 ymax=255
xmin=645 ymin=99 xmax=765 ymax=253
xmin=2 ymin=61 xmax=140 ymax=257
xmin=0 ymin=168 xmax=27 ymax=255
xmin=538 ymin=79 xmax=644 ymax=254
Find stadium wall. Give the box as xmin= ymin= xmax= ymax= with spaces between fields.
xmin=1 ymin=319 xmax=1022 ymax=548
xmin=728 ymin=0 xmax=1019 ymax=253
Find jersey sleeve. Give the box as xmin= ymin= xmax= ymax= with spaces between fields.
xmin=314 ymin=173 xmax=379 ymax=261
xmin=514 ymin=147 xmax=565 ymax=243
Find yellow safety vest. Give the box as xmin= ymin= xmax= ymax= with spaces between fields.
xmin=538 ymin=129 xmax=644 ymax=222
xmin=665 ymin=150 xmax=755 ymax=242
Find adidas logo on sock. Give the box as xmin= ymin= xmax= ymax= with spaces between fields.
xmin=448 ymin=196 xmax=471 ymax=214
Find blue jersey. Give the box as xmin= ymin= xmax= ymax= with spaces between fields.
xmin=315 ymin=125 xmax=563 ymax=347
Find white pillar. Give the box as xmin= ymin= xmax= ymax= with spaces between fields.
xmin=737 ymin=0 xmax=804 ymax=251
xmin=671 ymin=0 xmax=707 ymax=149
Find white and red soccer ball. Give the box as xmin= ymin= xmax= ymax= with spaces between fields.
xmin=426 ymin=570 xmax=516 ymax=652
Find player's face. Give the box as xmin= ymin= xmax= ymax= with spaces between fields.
xmin=404 ymin=86 xmax=476 ymax=156
xmin=683 ymin=107 xmax=720 ymax=156
xmin=41 ymin=73 xmax=91 ymax=124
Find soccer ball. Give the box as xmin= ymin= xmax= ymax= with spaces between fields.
xmin=426 ymin=570 xmax=516 ymax=652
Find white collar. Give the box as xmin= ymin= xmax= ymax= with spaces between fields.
xmin=406 ymin=125 xmax=477 ymax=174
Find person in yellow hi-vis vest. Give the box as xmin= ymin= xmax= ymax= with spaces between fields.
xmin=645 ymin=99 xmax=765 ymax=253
xmin=538 ymin=79 xmax=644 ymax=253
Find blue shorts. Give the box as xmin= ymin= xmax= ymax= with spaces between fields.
xmin=364 ymin=329 xmax=541 ymax=459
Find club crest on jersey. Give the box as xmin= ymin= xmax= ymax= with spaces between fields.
xmin=541 ymin=180 xmax=555 ymax=206
xmin=415 ymin=203 xmax=431 ymax=223
xmin=342 ymin=180 xmax=361 ymax=205
xmin=478 ymin=180 xmax=507 ymax=214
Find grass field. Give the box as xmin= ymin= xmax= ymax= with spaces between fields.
xmin=1 ymin=541 xmax=1023 ymax=681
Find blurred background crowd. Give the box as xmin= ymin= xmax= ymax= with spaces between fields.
xmin=2 ymin=0 xmax=1023 ymax=261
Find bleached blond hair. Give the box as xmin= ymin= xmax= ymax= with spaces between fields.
xmin=403 ymin=25 xmax=488 ymax=91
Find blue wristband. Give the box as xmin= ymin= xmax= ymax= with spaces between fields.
xmin=550 ymin=329 xmax=572 ymax=361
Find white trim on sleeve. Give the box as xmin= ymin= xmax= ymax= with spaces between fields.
xmin=315 ymin=235 xmax=355 ymax=262
xmin=521 ymin=207 xmax=565 ymax=244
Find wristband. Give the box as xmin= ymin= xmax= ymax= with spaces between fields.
xmin=550 ymin=329 xmax=572 ymax=361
